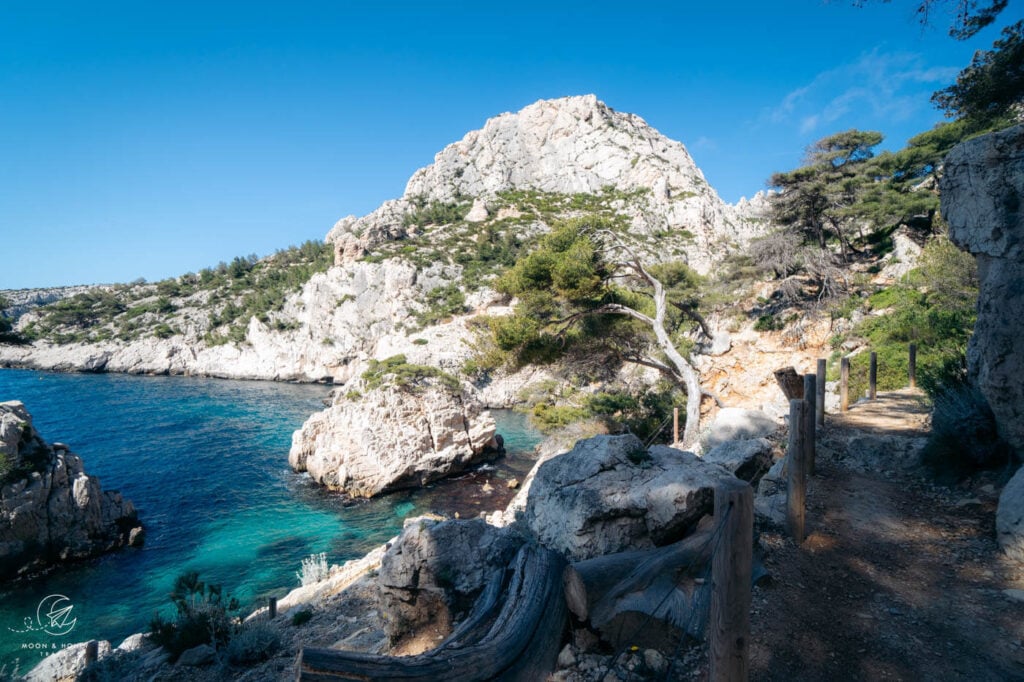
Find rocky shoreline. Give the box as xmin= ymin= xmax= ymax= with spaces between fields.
xmin=0 ymin=401 xmax=144 ymax=583
xmin=20 ymin=410 xmax=785 ymax=681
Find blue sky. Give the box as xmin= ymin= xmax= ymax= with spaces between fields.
xmin=0 ymin=1 xmax=1017 ymax=288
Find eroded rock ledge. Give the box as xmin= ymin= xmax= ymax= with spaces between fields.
xmin=0 ymin=401 xmax=143 ymax=581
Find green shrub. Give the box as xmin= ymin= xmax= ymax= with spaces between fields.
xmin=414 ymin=284 xmax=466 ymax=328
xmin=291 ymin=609 xmax=313 ymax=627
xmin=149 ymin=572 xmax=239 ymax=662
xmin=754 ymin=313 xmax=784 ymax=332
xmin=361 ymin=355 xmax=461 ymax=393
xmin=226 ymin=622 xmax=281 ymax=666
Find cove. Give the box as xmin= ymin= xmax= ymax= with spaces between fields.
xmin=0 ymin=370 xmax=541 ymax=674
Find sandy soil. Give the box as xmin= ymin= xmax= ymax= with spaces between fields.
xmin=747 ymin=391 xmax=1024 ymax=681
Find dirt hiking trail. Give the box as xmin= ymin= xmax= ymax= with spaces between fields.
xmin=747 ymin=389 xmax=1024 ymax=681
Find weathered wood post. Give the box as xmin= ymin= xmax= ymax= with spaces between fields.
xmin=869 ymin=351 xmax=878 ymax=400
xmin=269 ymin=596 xmax=277 ymax=619
xmin=673 ymin=407 xmax=680 ymax=444
xmin=816 ymin=358 xmax=826 ymax=426
xmin=840 ymin=357 xmax=850 ymax=412
xmin=787 ymin=399 xmax=808 ymax=542
xmin=803 ymin=373 xmax=817 ymax=475
xmin=909 ymin=343 xmax=917 ymax=389
xmin=84 ymin=640 xmax=98 ymax=667
xmin=709 ymin=478 xmax=753 ymax=682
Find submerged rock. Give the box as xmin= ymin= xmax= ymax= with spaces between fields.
xmin=289 ymin=381 xmax=499 ymax=497
xmin=0 ymin=401 xmax=143 ymax=581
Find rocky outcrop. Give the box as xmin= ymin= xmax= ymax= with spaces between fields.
xmin=997 ymin=466 xmax=1024 ymax=563
xmin=328 ymin=95 xmax=765 ymax=275
xmin=0 ymin=401 xmax=143 ymax=580
xmin=289 ymin=381 xmax=499 ymax=497
xmin=941 ymin=125 xmax=1024 ymax=454
xmin=523 ymin=434 xmax=735 ymax=561
xmin=702 ymin=437 xmax=774 ymax=482
xmin=699 ymin=407 xmax=779 ymax=453
xmin=377 ymin=517 xmax=523 ymax=644
xmin=0 ymin=286 xmax=103 ymax=321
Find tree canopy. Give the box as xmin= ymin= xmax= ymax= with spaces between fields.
xmin=855 ymin=0 xmax=1008 ymax=39
xmin=932 ymin=19 xmax=1024 ymax=125
xmin=482 ymin=216 xmax=711 ymax=444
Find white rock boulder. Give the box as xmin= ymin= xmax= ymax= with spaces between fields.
xmin=523 ymin=434 xmax=736 ymax=561
xmin=289 ymin=381 xmax=499 ymax=497
xmin=997 ymin=466 xmax=1024 ymax=563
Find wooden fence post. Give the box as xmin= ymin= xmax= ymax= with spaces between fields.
xmin=909 ymin=343 xmax=917 ymax=389
xmin=840 ymin=357 xmax=850 ymax=413
xmin=803 ymin=374 xmax=817 ymax=475
xmin=673 ymin=407 xmax=680 ymax=444
xmin=869 ymin=351 xmax=878 ymax=400
xmin=816 ymin=358 xmax=826 ymax=426
xmin=787 ymin=399 xmax=808 ymax=542
xmin=269 ymin=596 xmax=277 ymax=619
xmin=709 ymin=479 xmax=753 ymax=682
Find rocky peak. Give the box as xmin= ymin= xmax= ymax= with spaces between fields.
xmin=327 ymin=95 xmax=765 ymax=274
xmin=404 ymin=94 xmax=712 ymax=202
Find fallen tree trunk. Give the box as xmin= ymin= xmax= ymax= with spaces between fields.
xmin=297 ymin=543 xmax=567 ymax=681
xmin=563 ymin=527 xmax=716 ymax=650
xmin=563 ymin=522 xmax=767 ymax=651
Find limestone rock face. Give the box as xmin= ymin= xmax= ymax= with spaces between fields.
xmin=941 ymin=125 xmax=1024 ymax=453
xmin=997 ymin=466 xmax=1024 ymax=563
xmin=0 ymin=401 xmax=142 ymax=580
xmin=700 ymin=408 xmax=779 ymax=453
xmin=377 ymin=517 xmax=522 ymax=643
xmin=329 ymin=95 xmax=765 ymax=275
xmin=702 ymin=437 xmax=774 ymax=482
xmin=523 ymin=434 xmax=735 ymax=561
xmin=289 ymin=383 xmax=498 ymax=497
xmin=24 ymin=640 xmax=113 ymax=682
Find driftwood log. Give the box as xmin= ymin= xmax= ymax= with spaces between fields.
xmin=563 ymin=525 xmax=716 ymax=651
xmin=563 ymin=522 xmax=768 ymax=651
xmin=773 ymin=367 xmax=805 ymax=400
xmin=296 ymin=543 xmax=567 ymax=681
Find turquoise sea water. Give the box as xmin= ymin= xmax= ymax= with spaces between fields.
xmin=0 ymin=370 xmax=541 ymax=674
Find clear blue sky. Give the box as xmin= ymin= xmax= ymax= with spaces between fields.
xmin=1 ymin=1 xmax=1017 ymax=288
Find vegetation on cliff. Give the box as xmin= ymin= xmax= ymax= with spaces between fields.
xmin=14 ymin=240 xmax=332 ymax=347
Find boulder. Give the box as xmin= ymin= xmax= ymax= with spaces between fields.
xmin=523 ymin=434 xmax=736 ymax=561
xmin=24 ymin=640 xmax=112 ymax=682
xmin=941 ymin=125 xmax=1024 ymax=454
xmin=703 ymin=437 xmax=774 ymax=482
xmin=700 ymin=407 xmax=779 ymax=452
xmin=997 ymin=466 xmax=1024 ymax=563
xmin=0 ymin=401 xmax=143 ymax=581
xmin=377 ymin=517 xmax=522 ymax=643
xmin=753 ymin=456 xmax=788 ymax=526
xmin=289 ymin=382 xmax=498 ymax=497
xmin=175 ymin=643 xmax=216 ymax=667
